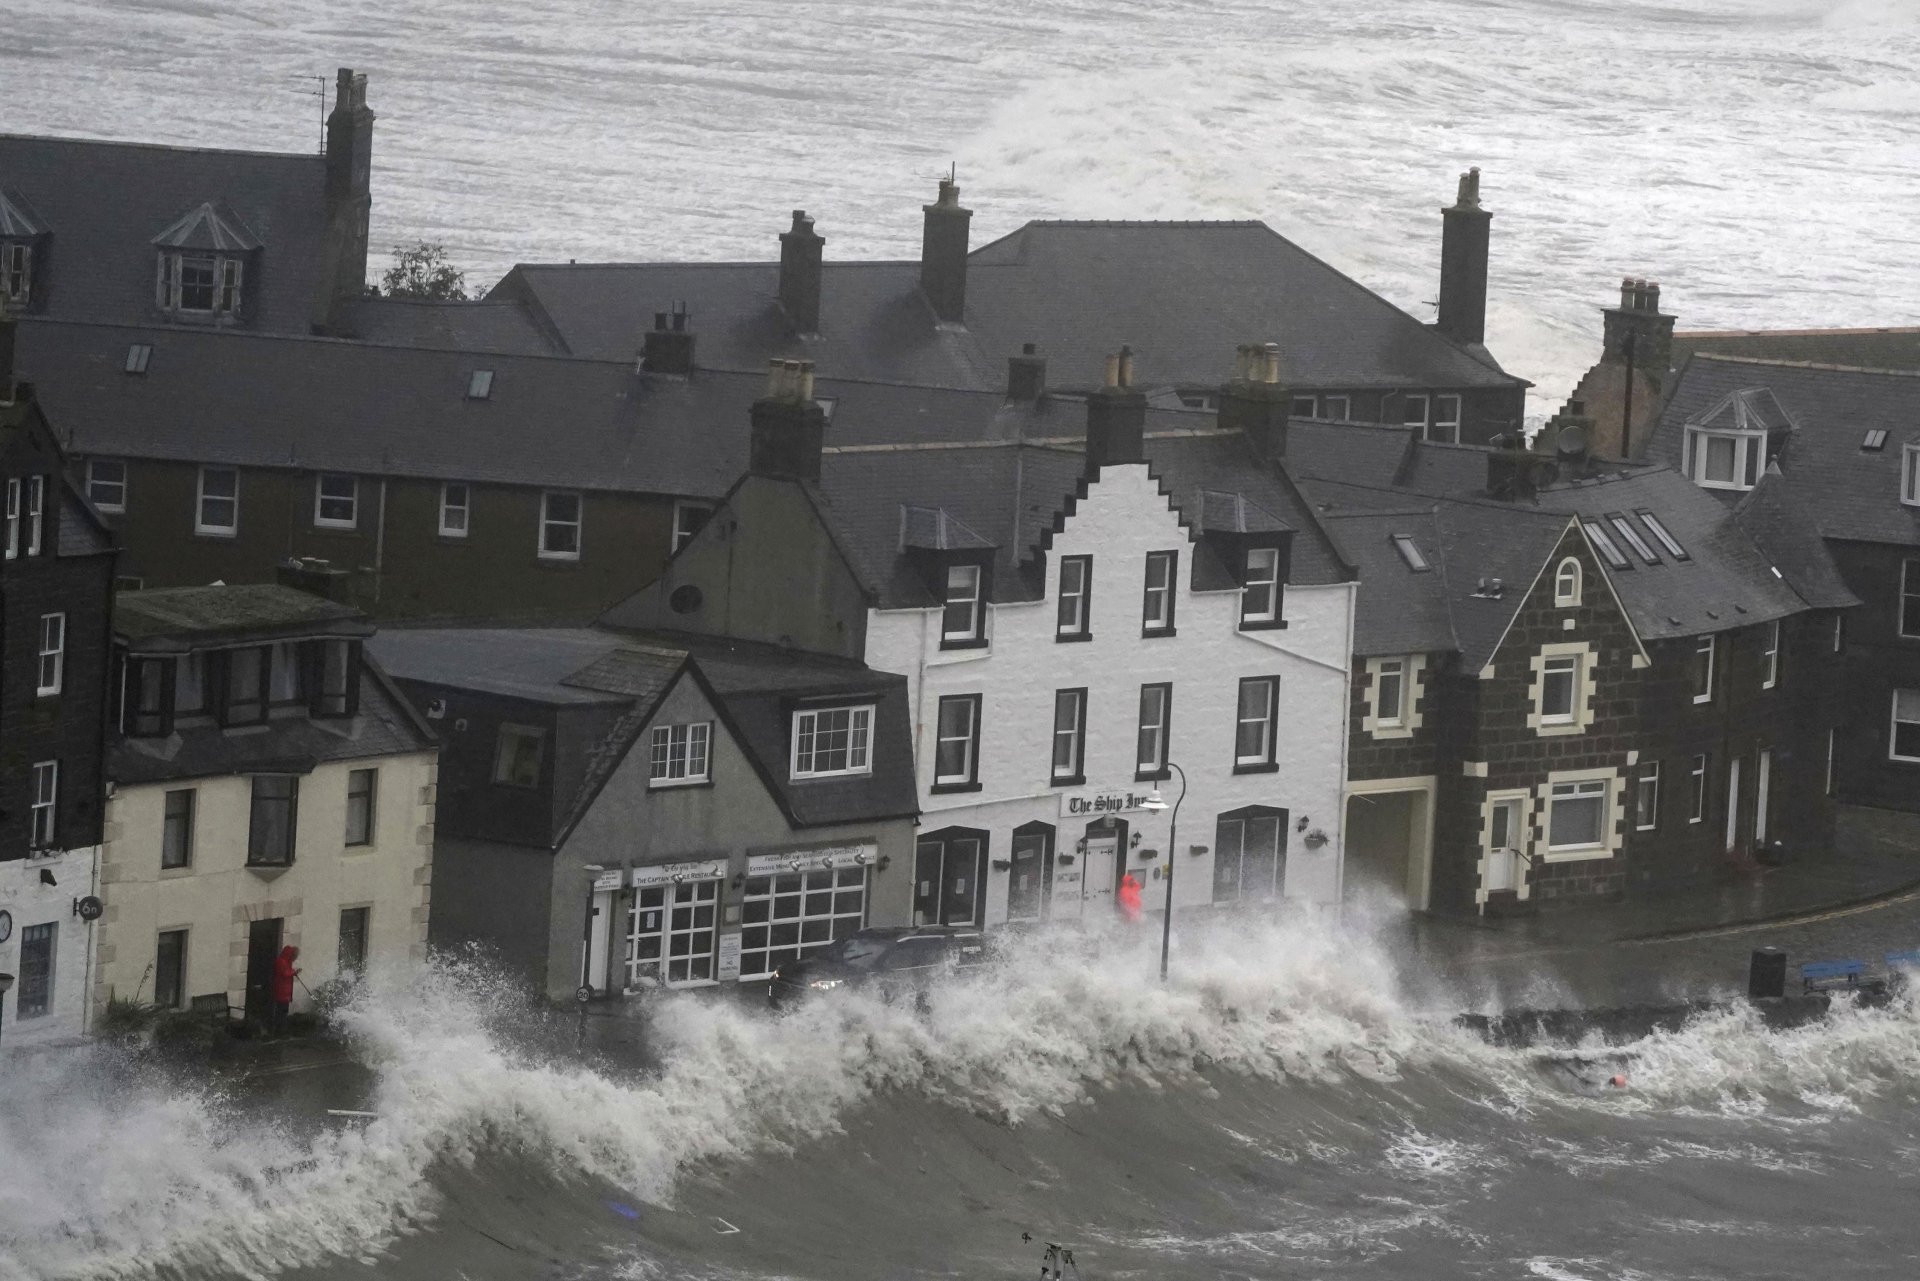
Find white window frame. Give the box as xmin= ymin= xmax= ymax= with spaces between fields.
xmin=30 ymin=759 xmax=57 ymax=849
xmin=1684 ymin=426 xmax=1765 ymax=491
xmin=1689 ymin=753 xmax=1709 ymax=823
xmin=1892 ymin=689 xmax=1920 ymax=764
xmin=1554 ymin=557 xmax=1581 ymax=607
xmin=671 ymin=500 xmax=713 ymax=554
xmin=195 ymin=466 xmax=238 ymax=536
xmin=538 ymin=490 xmax=582 ymax=561
xmin=1056 ymin=555 xmax=1091 ymax=638
xmin=0 ymin=240 xmax=29 ymax=303
xmin=1142 ymin=550 xmax=1176 ymax=633
xmin=1582 ymin=521 xmax=1628 ymax=570
xmin=4 ymin=476 xmax=17 ymax=559
xmin=1901 ymin=559 xmax=1920 ymax=641
xmin=933 ymin=694 xmax=980 ymax=786
xmin=1242 ymin=546 xmax=1280 ymax=624
xmin=1234 ymin=676 xmax=1279 ymax=767
xmin=941 ymin=563 xmax=984 ymax=644
xmin=1321 ymin=395 xmax=1350 ymax=421
xmin=1634 ymin=763 xmax=1660 ymax=831
xmin=314 ymin=474 xmax=358 ymax=529
xmin=1692 ymin=635 xmax=1716 ymax=704
xmin=439 ymin=482 xmax=470 ymax=538
xmin=36 ymin=612 xmax=64 ymax=697
xmin=1432 ymin=394 xmax=1461 ymax=443
xmin=1376 ymin=658 xmax=1407 ymax=729
xmin=1762 ymin=620 xmax=1780 ymax=690
xmin=1903 ymin=444 xmax=1920 ymax=507
xmin=25 ymin=475 xmax=42 ymax=556
xmin=648 ymin=721 xmax=712 ymax=787
xmin=791 ymin=704 xmax=874 ymax=779
xmin=1539 ymin=654 xmax=1579 ymax=724
xmin=738 ymin=865 xmax=869 ymax=980
xmin=1546 ymin=777 xmax=1611 ymax=855
xmin=86 ymin=459 xmax=127 ymax=513
xmin=1402 ymin=393 xmax=1429 ymax=431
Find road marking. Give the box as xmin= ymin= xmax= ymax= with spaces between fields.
xmin=325 ymin=1109 xmax=380 ymax=1119
xmin=713 ymin=1217 xmax=741 ymax=1235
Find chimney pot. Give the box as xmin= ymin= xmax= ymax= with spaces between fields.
xmin=1261 ymin=342 xmax=1282 ymax=384
xmin=1218 ymin=340 xmax=1291 ymax=460
xmin=642 ymin=305 xmax=696 ymax=374
xmin=750 ymin=359 xmax=829 ymax=481
xmin=1117 ymin=345 xmax=1135 ymax=388
xmin=1103 ymin=352 xmax=1121 ymax=388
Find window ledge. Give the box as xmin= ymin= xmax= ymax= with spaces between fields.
xmin=1055 ymin=632 xmax=1093 ymax=644
xmin=1238 ymin=619 xmax=1289 ymax=633
xmin=1540 ymin=846 xmax=1615 ymax=864
xmin=931 ymin=781 xmax=983 ymax=795
xmin=244 ymin=863 xmax=293 ymax=880
xmin=1233 ymin=761 xmax=1279 ymax=775
xmin=1134 ymin=768 xmax=1171 ymax=784
xmin=535 ymin=556 xmax=583 ymax=570
xmin=939 ymin=637 xmax=990 ymax=652
xmin=1535 ymin=722 xmax=1585 ymax=737
xmin=1050 ymin=774 xmax=1086 ymax=788
xmin=648 ymin=777 xmax=714 ymax=791
xmin=1141 ymin=626 xmax=1177 ymax=639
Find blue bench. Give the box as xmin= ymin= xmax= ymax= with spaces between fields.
xmin=1886 ymin=950 xmax=1920 ymax=972
xmin=1800 ymin=959 xmax=1867 ymax=993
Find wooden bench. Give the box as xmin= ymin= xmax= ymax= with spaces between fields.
xmin=1800 ymin=959 xmax=1868 ymax=993
xmin=190 ymin=992 xmax=247 ymax=1031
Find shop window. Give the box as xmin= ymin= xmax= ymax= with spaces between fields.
xmin=739 ymin=865 xmax=868 ymax=979
xmin=914 ymin=828 xmax=987 ymax=927
xmin=627 ymin=880 xmax=720 ymax=987
xmin=1213 ymin=808 xmax=1286 ymax=904
xmin=1005 ymin=824 xmax=1055 ymax=924
xmin=17 ymin=923 xmax=55 ymax=1018
xmin=338 ymin=907 xmax=370 ymax=976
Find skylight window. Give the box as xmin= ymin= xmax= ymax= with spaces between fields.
xmin=1863 ymin=429 xmax=1889 ymax=452
xmin=467 ymin=370 xmax=494 ymax=400
xmin=1636 ymin=510 xmax=1688 ymax=561
xmin=125 ymin=344 xmax=152 ymax=375
xmin=1390 ymin=534 xmax=1430 ymax=572
xmin=1582 ymin=521 xmax=1630 ymax=570
xmin=1608 ymin=514 xmax=1659 ymax=565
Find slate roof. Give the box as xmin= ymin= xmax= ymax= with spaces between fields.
xmin=0 ymin=137 xmax=328 ymax=332
xmin=490 ymin=220 xmax=1526 ymax=395
xmin=115 ymin=583 xmax=369 ymax=648
xmin=336 ymin=297 xmax=568 ymax=356
xmin=1 ymin=383 xmax=116 ymax=559
xmin=1649 ymin=354 xmax=1920 ymax=549
xmin=1674 ymin=328 xmax=1920 ymax=373
xmin=366 ymin=627 xmax=647 ymax=706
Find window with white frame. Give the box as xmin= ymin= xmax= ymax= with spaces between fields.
xmin=648 ymin=721 xmax=711 ymax=786
xmin=196 ymin=466 xmax=238 ymax=536
xmin=314 ymin=474 xmax=357 ymax=529
xmin=1547 ymin=778 xmax=1610 ymax=851
xmin=1142 ymin=551 xmax=1177 ymax=634
xmin=25 ymin=475 xmax=42 ymax=555
xmin=792 ymin=704 xmax=873 ymax=779
xmin=1763 ymin=620 xmax=1781 ymax=689
xmin=1 ymin=240 xmax=30 ymax=303
xmin=1137 ymin=683 xmax=1171 ymax=778
xmin=941 ymin=563 xmax=984 ymax=645
xmin=30 ymin=760 xmax=57 ymax=848
xmin=1904 ymin=444 xmax=1920 ymax=506
xmin=1634 ymin=763 xmax=1660 ymax=831
xmin=1539 ymin=654 xmax=1579 ymax=725
xmin=1902 ymin=559 xmax=1920 ymax=640
xmin=36 ymin=613 xmax=63 ymax=696
xmin=1683 ymin=425 xmax=1765 ymax=491
xmin=539 ymin=490 xmax=582 ymax=560
xmin=439 ymin=483 xmax=470 ymax=538
xmin=1052 ymin=688 xmax=1086 ymax=783
xmin=1242 ymin=546 xmax=1281 ymax=625
xmin=933 ymin=694 xmax=981 ymax=787
xmin=1234 ymin=676 xmax=1279 ymax=768
xmin=1583 ymin=521 xmax=1628 ymax=570
xmin=1608 ymin=514 xmax=1659 ymax=565
xmin=1321 ymin=395 xmax=1350 ymax=421
xmin=1690 ymin=753 xmax=1709 ymax=822
xmin=86 ymin=459 xmax=127 ymax=513
xmin=1692 ymin=635 xmax=1715 ymax=703
xmin=739 ymin=865 xmax=868 ymax=979
xmin=1554 ymin=557 xmax=1581 ymax=607
xmin=1432 ymin=394 xmax=1461 ymax=443
xmin=159 ymin=253 xmax=244 ymax=315
xmin=1403 ymin=394 xmax=1429 ymax=431
xmin=671 ymin=501 xmax=713 ymax=554
xmin=4 ymin=477 xmax=17 ymax=559
xmin=1893 ymin=689 xmax=1920 ymax=762
xmin=1056 ymin=555 xmax=1091 ymax=639
xmin=1377 ymin=657 xmax=1411 ymax=728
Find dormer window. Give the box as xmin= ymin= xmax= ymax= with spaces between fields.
xmin=1684 ymin=426 xmax=1763 ymax=490
xmin=1903 ymin=444 xmax=1920 ymax=507
xmin=941 ymin=562 xmax=985 ymax=647
xmin=1241 ymin=546 xmax=1281 ymax=626
xmin=152 ymin=201 xmax=259 ymax=321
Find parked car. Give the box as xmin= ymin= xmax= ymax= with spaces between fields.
xmin=768 ymin=926 xmax=987 ymax=1009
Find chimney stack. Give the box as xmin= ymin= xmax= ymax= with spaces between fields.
xmin=315 ymin=68 xmax=375 ymax=333
xmin=1083 ymin=346 xmax=1147 ymax=478
xmin=1218 ymin=341 xmax=1291 ymax=461
xmin=749 ymin=358 xmax=828 ymax=482
xmin=919 ymin=176 xmax=972 ymax=325
xmin=1436 ymin=167 xmax=1492 ymax=348
xmin=641 ymin=301 xmax=696 ymax=375
xmin=1007 ymin=342 xmax=1047 ymax=401
xmin=1602 ymin=276 xmax=1675 ymax=374
xmin=778 ymin=209 xmax=825 ymax=335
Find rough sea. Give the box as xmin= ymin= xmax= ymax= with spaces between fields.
xmin=5 ymin=3 xmax=1920 ymax=1277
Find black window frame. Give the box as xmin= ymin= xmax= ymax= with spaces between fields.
xmin=1051 ymin=687 xmax=1088 ymax=786
xmin=217 ymin=646 xmax=271 ymax=727
xmin=154 ymin=929 xmax=188 ymax=1011
xmin=344 ymin=767 xmax=377 ymax=848
xmin=1141 ymin=550 xmax=1178 ymax=637
xmin=246 ymin=774 xmax=300 ymax=868
xmin=940 ymin=560 xmax=988 ymax=649
xmin=932 ymin=693 xmax=984 ymax=793
xmin=18 ymin=922 xmax=55 ymax=1019
xmin=1233 ymin=675 xmax=1280 ymax=773
xmin=1056 ymin=554 xmax=1093 ymax=641
xmin=1136 ymin=682 xmax=1172 ymax=782
xmin=309 ymin=639 xmax=359 ymax=719
xmin=124 ymin=654 xmax=175 ymax=737
xmin=161 ymin=787 xmax=196 ymax=870
xmin=338 ymin=906 xmax=371 ymax=976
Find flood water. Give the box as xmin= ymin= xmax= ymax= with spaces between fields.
xmin=4 ymin=0 xmax=1919 ymax=405
xmin=5 ymin=916 xmax=1919 ymax=1280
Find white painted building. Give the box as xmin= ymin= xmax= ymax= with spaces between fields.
xmin=0 ymin=846 xmax=102 ymax=1047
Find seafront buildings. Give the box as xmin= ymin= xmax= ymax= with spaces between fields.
xmin=0 ymin=69 xmax=1912 ymax=1022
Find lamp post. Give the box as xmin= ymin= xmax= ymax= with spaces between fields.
xmin=1141 ymin=762 xmax=1187 ymax=982
xmin=0 ymin=973 xmax=14 ymax=1051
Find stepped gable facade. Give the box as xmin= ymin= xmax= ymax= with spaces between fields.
xmin=1644 ymin=353 xmax=1920 ymax=818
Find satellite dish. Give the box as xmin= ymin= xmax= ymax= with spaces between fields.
xmin=75 ymin=895 xmax=104 ymax=922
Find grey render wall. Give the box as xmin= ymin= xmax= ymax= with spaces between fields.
xmin=429 ymin=833 xmax=559 ymax=991
xmin=607 ymin=476 xmax=870 ymax=661
xmin=548 ymin=672 xmax=916 ymax=999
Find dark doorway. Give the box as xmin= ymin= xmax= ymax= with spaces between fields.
xmin=1213 ymin=807 xmax=1288 ymax=905
xmin=244 ymin=916 xmax=283 ymax=1025
xmin=1006 ymin=823 xmax=1055 ymax=923
xmin=914 ymin=828 xmax=988 ymax=926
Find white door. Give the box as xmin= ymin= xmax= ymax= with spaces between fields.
xmin=1725 ymin=757 xmax=1742 ymax=852
xmin=584 ymin=886 xmax=616 ymax=995
xmin=1755 ymin=749 xmax=1772 ymax=845
xmin=1484 ymin=797 xmax=1524 ymax=894
xmin=1081 ymin=836 xmax=1119 ymax=917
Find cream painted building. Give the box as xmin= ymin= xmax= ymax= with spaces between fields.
xmin=92 ymin=584 xmax=436 ymax=1024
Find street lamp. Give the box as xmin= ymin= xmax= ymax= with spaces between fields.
xmin=0 ymin=973 xmax=14 ymax=1051
xmin=1140 ymin=762 xmax=1187 ymax=982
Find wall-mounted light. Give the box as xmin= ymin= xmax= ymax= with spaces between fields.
xmin=990 ymin=858 xmax=1012 ymax=871
xmin=1295 ymin=814 xmax=1311 ymax=833
xmin=1129 ymin=831 xmax=1143 ymax=849
xmin=876 ymin=854 xmax=891 ymax=873
xmin=1075 ymin=838 xmax=1088 ymax=855
xmin=730 ymin=871 xmax=745 ymax=889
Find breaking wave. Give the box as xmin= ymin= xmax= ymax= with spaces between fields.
xmin=3 ymin=914 xmax=1919 ymax=1280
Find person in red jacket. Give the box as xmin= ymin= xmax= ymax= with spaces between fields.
xmin=1118 ymin=873 xmax=1144 ymax=924
xmin=271 ymin=945 xmax=300 ymax=1035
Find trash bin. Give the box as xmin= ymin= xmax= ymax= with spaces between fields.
xmin=1749 ymin=947 xmax=1787 ymax=1000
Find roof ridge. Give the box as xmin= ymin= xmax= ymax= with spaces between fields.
xmin=1676 ymin=326 xmax=1920 ymax=338
xmin=0 ymin=132 xmax=320 ymax=162
xmin=1691 ymin=353 xmax=1920 ymax=379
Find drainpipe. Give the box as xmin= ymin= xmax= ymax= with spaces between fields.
xmin=372 ymin=479 xmax=388 ymax=607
